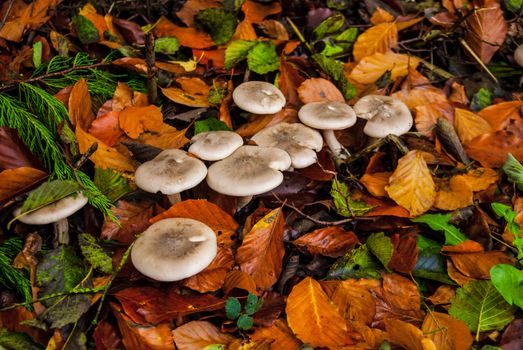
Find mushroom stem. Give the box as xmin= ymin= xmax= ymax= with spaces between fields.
xmin=53 ymin=218 xmax=69 ymax=246
xmin=322 ymin=130 xmax=350 ymax=159
xmin=167 ymin=193 xmax=182 ymax=205
xmin=237 ymin=195 xmax=253 ymax=211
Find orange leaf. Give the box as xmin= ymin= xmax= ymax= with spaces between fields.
xmin=172 ymin=321 xmax=236 ymax=350
xmin=297 ymin=78 xmax=344 ymax=104
xmin=79 ymin=3 xmax=108 ymax=40
xmin=460 ymin=167 xmax=498 ymax=191
xmin=0 ymin=0 xmax=59 ymax=42
xmin=176 ymin=0 xmax=222 ymax=26
xmin=441 ymin=240 xmax=484 ymax=254
xmin=353 ymin=23 xmax=398 ymax=62
xmin=76 ymin=127 xmax=136 ymax=172
xmin=161 ymin=77 xmax=211 ymax=107
xmin=69 ymin=78 xmax=94 ymax=130
xmin=385 ymin=318 xmax=433 ymax=350
xmin=349 ymin=51 xmax=420 ymax=85
xmin=119 ymin=105 xmax=163 ymax=139
xmin=236 ymin=208 xmax=285 ymax=290
xmin=449 ymin=251 xmax=515 ymax=279
xmin=434 ymin=176 xmax=473 ymax=211
xmin=396 ymin=17 xmax=424 ymax=31
xmin=360 ymin=172 xmax=391 ymax=197
xmin=193 ymin=48 xmax=225 ymax=68
xmin=386 ymin=150 xmax=436 ymax=216
xmin=0 ymin=167 xmax=47 ymax=204
xmin=88 ymin=111 xmax=124 ymax=146
xmin=232 ymin=20 xmax=258 ymax=41
xmin=101 ymin=200 xmax=154 ymax=244
xmin=223 ymin=270 xmax=258 ymax=295
xmin=286 ymin=277 xmax=347 ymax=348
xmin=370 ymin=7 xmax=395 ymax=25
xmin=422 ymin=312 xmax=473 ymax=350
xmin=279 ymin=58 xmax=306 ymax=108
xmin=153 ymin=16 xmax=214 ymax=49
xmin=112 ymin=82 xmax=133 ymax=111
xmin=251 ymin=319 xmax=301 ymax=350
xmin=112 ymin=57 xmax=149 ymax=74
xmin=392 ymin=83 xmax=448 ymax=110
xmin=242 ymin=0 xmax=281 ymax=23
xmin=138 ymin=124 xmax=189 ymax=150
xmin=449 ymin=82 xmax=469 ymax=105
xmin=454 ymin=108 xmax=492 ymax=144
xmin=235 ymin=108 xmax=298 ymax=137
xmin=427 ymin=285 xmax=456 ymax=305
xmin=478 ymin=101 xmax=523 ymax=130
xmin=292 ymin=226 xmax=358 ymax=258
xmin=414 ymin=101 xmax=454 ymax=138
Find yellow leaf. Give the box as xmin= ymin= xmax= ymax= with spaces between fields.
xmin=396 ymin=17 xmax=424 ymax=31
xmin=119 ymin=105 xmax=163 ymax=139
xmin=251 ymin=319 xmax=301 ymax=350
xmin=138 ymin=124 xmax=189 ymax=150
xmin=370 ymin=7 xmax=395 ymax=25
xmin=434 ymin=176 xmax=473 ymax=211
xmin=68 ymin=78 xmax=94 ymax=130
xmin=161 ymin=77 xmax=211 ymax=107
xmin=353 ymin=23 xmax=398 ymax=61
xmin=349 ymin=51 xmax=420 ymax=85
xmin=386 ymin=150 xmax=436 ymax=216
xmin=286 ymin=277 xmax=347 ymax=348
xmin=385 ymin=318 xmax=433 ymax=350
xmin=460 ymin=168 xmax=498 ymax=192
xmin=454 ymin=108 xmax=492 ymax=144
xmin=172 ymin=321 xmax=236 ymax=350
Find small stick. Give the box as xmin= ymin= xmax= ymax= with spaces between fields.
xmin=145 ymin=32 xmax=158 ymax=104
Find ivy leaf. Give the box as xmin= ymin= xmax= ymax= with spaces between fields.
xmin=313 ymin=13 xmax=345 ymax=40
xmin=247 ymin=41 xmax=280 ymax=74
xmin=20 ymin=180 xmax=81 ymax=214
xmin=490 ymin=264 xmax=523 ymax=310
xmin=491 ymin=202 xmax=521 ymax=236
xmin=411 ymin=213 xmax=467 ymax=245
xmin=312 ymin=53 xmax=356 ymax=100
xmin=366 ymin=232 xmax=393 ymax=270
xmin=502 ymin=153 xmax=523 ymax=191
xmin=72 ymin=15 xmax=100 ymax=44
xmin=449 ymin=280 xmax=516 ymax=338
xmin=93 ymin=168 xmax=131 ymax=203
xmin=236 ymin=314 xmax=254 ymax=330
xmin=154 ymin=37 xmax=180 ymax=55
xmin=225 ymin=297 xmax=241 ymax=320
xmin=194 ymin=117 xmax=231 ymax=134
xmin=244 ymin=293 xmax=263 ymax=315
xmin=330 ymin=179 xmax=373 ymax=217
xmin=224 ymin=40 xmax=257 ymax=69
xmin=0 ymin=329 xmax=43 ymax=350
xmin=78 ymin=233 xmax=113 ymax=274
xmin=195 ymin=8 xmax=237 ymax=46
xmin=471 ymin=87 xmax=493 ymax=112
xmin=327 ymin=244 xmax=382 ymax=279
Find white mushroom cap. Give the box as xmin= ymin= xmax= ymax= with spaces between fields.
xmin=131 ymin=218 xmax=217 ymax=281
xmin=13 ymin=192 xmax=88 ymax=225
xmin=515 ymin=44 xmax=523 ymax=67
xmin=134 ymin=149 xmax=207 ymax=195
xmin=206 ymin=145 xmax=291 ymax=197
xmin=353 ymin=95 xmax=413 ymax=138
xmin=251 ymin=123 xmax=323 ymax=168
xmin=189 ymin=131 xmax=244 ymax=161
xmin=232 ymin=81 xmax=286 ymax=114
xmin=298 ymin=101 xmax=357 ymax=130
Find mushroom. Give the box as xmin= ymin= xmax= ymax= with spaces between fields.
xmin=131 ymin=218 xmax=217 ymax=281
xmin=134 ymin=149 xmax=207 ymax=204
xmin=251 ymin=122 xmax=323 ymax=169
xmin=13 ymin=192 xmax=88 ymax=245
xmin=515 ymin=44 xmax=523 ymax=67
xmin=353 ymin=95 xmax=413 ymax=138
xmin=188 ymin=131 xmax=243 ymax=161
xmin=298 ymin=101 xmax=357 ymax=159
xmin=232 ymin=81 xmax=286 ymax=114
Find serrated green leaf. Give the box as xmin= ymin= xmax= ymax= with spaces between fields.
xmin=449 ymin=280 xmax=516 ymax=339
xmin=471 ymin=87 xmax=493 ymax=112
xmin=78 ymin=233 xmax=113 ymax=274
xmin=366 ymin=232 xmax=393 ymax=269
xmin=225 ymin=297 xmax=241 ymax=320
xmin=20 ymin=180 xmax=81 ymax=214
xmin=327 ymin=244 xmax=382 ymax=279
xmin=72 ymin=15 xmax=100 ymax=44
xmin=194 ymin=117 xmax=231 ymax=134
xmin=94 ymin=168 xmax=131 ymax=203
xmin=502 ymin=153 xmax=523 ymax=191
xmin=313 ymin=13 xmax=345 ymax=40
xmin=490 ymin=264 xmax=523 ymax=310
xmin=195 ymin=8 xmax=237 ymax=45
xmin=331 ymin=179 xmax=373 ymax=217
xmin=224 ymin=40 xmax=257 ymax=69
xmin=154 ymin=37 xmax=180 ymax=55
xmin=244 ymin=293 xmax=263 ymax=315
xmin=411 ymin=213 xmax=466 ymax=245
xmin=32 ymin=41 xmax=42 ymax=69
xmin=0 ymin=329 xmax=43 ymax=350
xmin=312 ymin=53 xmax=355 ymax=99
xmin=236 ymin=314 xmax=254 ymax=330
xmin=247 ymin=41 xmax=280 ymax=74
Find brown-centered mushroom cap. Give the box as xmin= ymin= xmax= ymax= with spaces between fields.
xmin=232 ymin=81 xmax=286 ymax=114
xmin=298 ymin=101 xmax=357 ymax=130
xmin=189 ymin=131 xmax=243 ymax=161
xmin=13 ymin=192 xmax=88 ymax=225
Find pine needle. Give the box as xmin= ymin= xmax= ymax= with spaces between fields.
xmin=19 ymin=83 xmax=68 ymax=132
xmin=0 ymin=238 xmax=32 ymax=306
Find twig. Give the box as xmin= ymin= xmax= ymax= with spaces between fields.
xmin=459 ymin=38 xmax=498 ymax=82
xmin=285 ymin=17 xmax=314 ymax=53
xmin=0 ymin=0 xmax=15 ymax=32
xmin=145 ymin=32 xmax=158 ymax=104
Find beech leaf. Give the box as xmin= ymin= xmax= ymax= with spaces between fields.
xmin=490 ymin=264 xmax=523 ymax=310
xmin=0 ymin=167 xmax=47 ymax=205
xmin=353 ymin=22 xmax=398 ymax=61
xmin=247 ymin=41 xmax=280 ymax=74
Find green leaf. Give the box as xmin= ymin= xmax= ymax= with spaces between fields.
xmin=335 ymin=27 xmax=358 ymax=49
xmin=330 ymin=179 xmax=373 ymax=217
xmin=78 ymin=233 xmax=113 ymax=274
xmin=0 ymin=238 xmax=32 ymax=307
xmin=413 ymin=236 xmax=455 ymax=284
xmin=72 ymin=15 xmax=100 ymax=44
xmin=194 ymin=117 xmax=232 ymax=134
xmin=411 ymin=213 xmax=467 ymax=245
xmin=244 ymin=293 xmax=263 ymax=315
xmin=225 ymin=297 xmax=241 ymax=320
xmin=491 ymin=202 xmax=521 ymax=236
xmin=195 ymin=8 xmax=237 ymax=45
xmin=502 ymin=153 xmax=523 ymax=191
xmin=312 ymin=53 xmax=355 ymax=100
xmin=471 ymin=87 xmax=493 ymax=112
xmin=224 ymin=40 xmax=257 ymax=69
xmin=327 ymin=0 xmax=350 ymax=10
xmin=490 ymin=264 xmax=523 ymax=310
xmin=94 ymin=168 xmax=131 ymax=203
xmin=319 ymin=40 xmax=344 ymax=57
xmin=32 ymin=41 xmax=42 ymax=69
xmin=203 ymin=345 xmax=227 ymax=350
xmin=327 ymin=244 xmax=382 ymax=279
xmin=313 ymin=13 xmax=345 ymax=40
xmin=449 ymin=280 xmax=516 ymax=339
xmin=247 ymin=41 xmax=280 ymax=74
xmin=0 ymin=329 xmax=43 ymax=350
xmin=20 ymin=180 xmax=81 ymax=214
xmin=236 ymin=314 xmax=254 ymax=330
xmin=480 ymin=346 xmax=502 ymax=350
xmin=505 ymin=0 xmax=523 ymax=12
xmin=366 ymin=232 xmax=393 ymax=269
xmin=154 ymin=37 xmax=180 ymax=55
xmin=208 ymin=85 xmax=228 ymax=105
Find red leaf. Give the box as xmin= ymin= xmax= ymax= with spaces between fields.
xmin=101 ymin=200 xmax=154 ymax=244
xmin=388 ymin=233 xmax=418 ymax=273
xmin=292 ymin=226 xmax=359 ymax=258
xmin=88 ymin=111 xmax=124 ymax=147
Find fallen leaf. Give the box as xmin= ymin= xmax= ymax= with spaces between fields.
xmin=89 ymin=111 xmax=124 ymax=146
xmin=119 ymin=105 xmax=163 ymax=139
xmin=478 ymin=100 xmax=523 ymax=130
xmin=349 ymin=51 xmax=420 ymax=85
xmin=232 ymin=19 xmax=257 ymax=41
xmin=223 ymin=270 xmax=258 ymax=295
xmin=138 ymin=124 xmax=189 ymax=150
xmin=434 ymin=176 xmax=473 ymax=211
xmin=279 ymin=58 xmax=306 ymax=108
xmin=153 ymin=16 xmax=214 ymax=49
xmin=360 ymin=172 xmax=391 ymax=197
xmin=386 ymin=150 xmax=436 ymax=216
xmin=422 ymin=312 xmax=473 ymax=350
xmin=414 ymin=102 xmax=455 ymax=138
xmin=259 ymin=20 xmax=289 ymax=41
xmin=251 ymin=319 xmax=301 ymax=350
xmin=69 ymin=78 xmax=95 ymax=130
xmin=454 ymin=108 xmax=493 ymax=144
xmin=161 ymin=77 xmax=211 ymax=107
xmin=193 ymin=48 xmax=225 ymax=68
xmin=449 ymin=251 xmax=515 ymax=279
xmin=460 ymin=167 xmax=498 ymax=191
xmin=101 ymin=200 xmax=154 ymax=244
xmin=370 ymin=7 xmax=395 ymax=25
xmin=388 ymin=233 xmax=418 ymax=273
xmin=449 ymin=82 xmax=469 ymax=105
xmin=235 ymin=108 xmax=298 ymax=137
xmin=0 ymin=127 xmax=43 ymax=170
xmin=286 ymin=277 xmax=347 ymax=348
xmin=292 ymin=226 xmax=358 ymax=258
xmin=298 ymin=78 xmax=345 ymax=104
xmin=353 ymin=23 xmax=398 ymax=62
xmin=242 ymin=0 xmax=282 ymax=23
xmin=0 ymin=0 xmax=59 ymax=42
xmin=427 ymin=285 xmax=456 ymax=305
xmin=172 ymin=321 xmax=236 ymax=350
xmin=236 ymin=207 xmax=285 ymax=290
xmin=176 ymin=0 xmax=222 ymax=26
xmin=382 ymin=273 xmax=421 ymax=311
xmin=79 ymin=3 xmax=109 ymax=41
xmin=0 ymin=167 xmax=47 ymax=204
xmin=385 ymin=318 xmax=433 ymax=350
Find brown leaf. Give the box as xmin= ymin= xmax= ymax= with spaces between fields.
xmin=119 ymin=105 xmax=163 ymax=139
xmin=434 ymin=176 xmax=473 ymax=211
xmin=172 ymin=321 xmax=236 ymax=350
xmin=223 ymin=270 xmax=258 ymax=295
xmin=101 ymin=200 xmax=154 ymax=244
xmin=388 ymin=233 xmax=418 ymax=274
xmin=360 ymin=172 xmax=391 ymax=197
xmin=251 ymin=319 xmax=301 ymax=350
xmin=236 ymin=208 xmax=285 ymax=290
xmin=464 ymin=2 xmax=507 ymax=64
xmin=449 ymin=251 xmax=515 ymax=279
xmin=447 ymin=259 xmax=474 ymax=286
xmin=349 ymin=51 xmax=420 ymax=85
xmin=279 ymin=58 xmax=306 ymax=108
xmin=0 ymin=167 xmax=47 ymax=205
xmin=113 ymin=18 xmax=145 ymax=45
xmin=298 ymin=147 xmax=335 ymax=181
xmin=292 ymin=226 xmax=358 ymax=258
xmin=422 ymin=312 xmax=473 ymax=350
xmin=153 ymin=16 xmax=214 ymax=49
xmin=69 ymin=78 xmax=95 ymax=130
xmin=500 ymin=319 xmax=523 ymax=350
xmin=454 ymin=108 xmax=492 ymax=144
xmin=93 ymin=320 xmax=122 ymax=350
xmin=427 ymin=285 xmax=456 ymax=305
xmin=242 ymin=0 xmax=281 ymax=23
xmin=382 ymin=273 xmax=421 ymax=312
xmin=259 ymin=20 xmax=289 ymax=40
xmin=385 ymin=318 xmax=433 ymax=350
xmin=298 ymin=78 xmax=345 ymax=104
xmin=286 ymin=277 xmax=347 ymax=348
xmin=88 ymin=111 xmax=124 ymax=147
xmin=414 ymin=102 xmax=454 ymax=139
xmin=353 ymin=23 xmax=398 ymax=62
xmin=0 ymin=0 xmax=59 ymax=42
xmin=386 ymin=150 xmax=436 ymax=216
xmin=235 ymin=108 xmax=298 ymax=137
xmin=478 ymin=101 xmax=523 ymax=131
xmin=176 ymin=0 xmax=222 ymax=26
xmin=0 ymin=127 xmax=43 ymax=171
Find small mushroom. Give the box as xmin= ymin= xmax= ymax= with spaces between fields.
xmin=134 ymin=149 xmax=207 ymax=203
xmin=353 ymin=95 xmax=413 ymax=138
xmin=251 ymin=122 xmax=323 ymax=169
xmin=232 ymin=81 xmax=286 ymax=114
xmin=131 ymin=218 xmax=217 ymax=281
xmin=206 ymin=145 xmax=291 ymax=197
xmin=298 ymin=101 xmax=357 ymax=159
xmin=515 ymin=44 xmax=523 ymax=67
xmin=188 ymin=131 xmax=243 ymax=161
